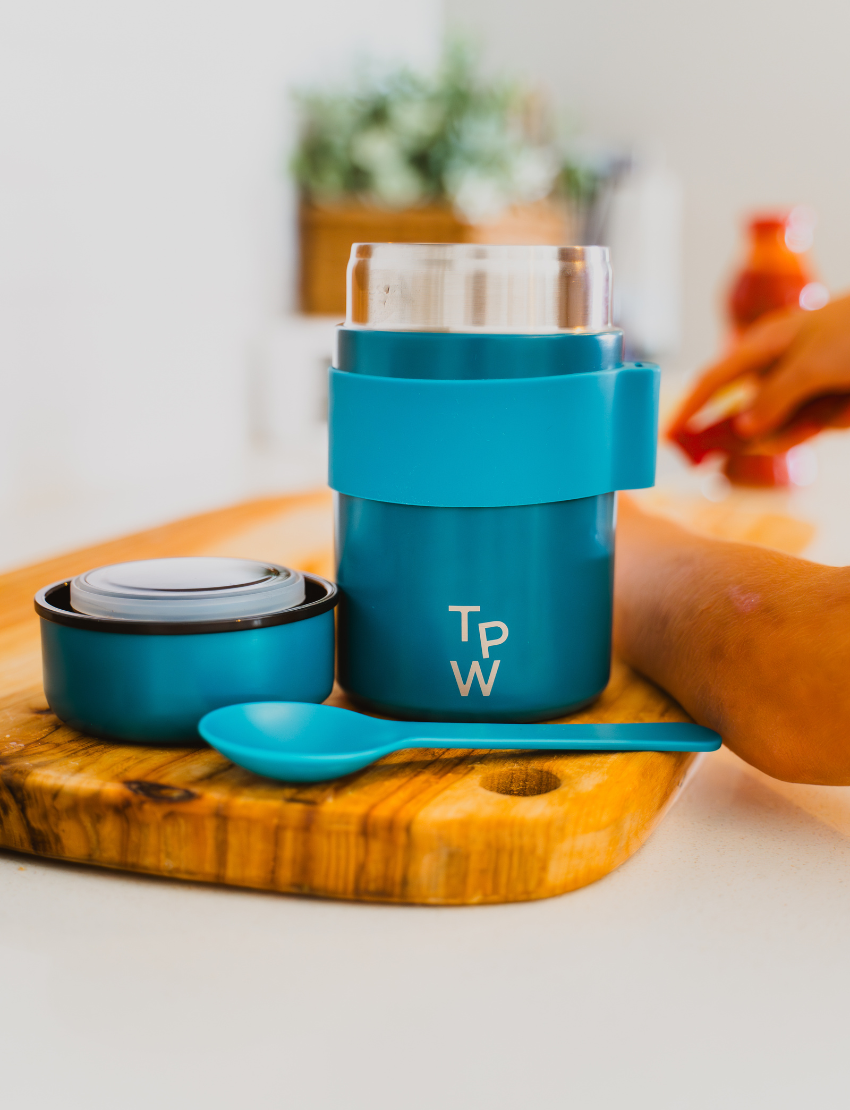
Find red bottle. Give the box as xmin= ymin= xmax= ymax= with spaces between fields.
xmin=728 ymin=214 xmax=810 ymax=334
xmin=724 ymin=213 xmax=812 ymax=485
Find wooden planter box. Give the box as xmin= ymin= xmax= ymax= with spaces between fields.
xmin=299 ymin=198 xmax=570 ymax=316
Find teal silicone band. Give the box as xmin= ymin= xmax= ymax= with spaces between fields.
xmin=328 ymin=362 xmax=660 ymax=508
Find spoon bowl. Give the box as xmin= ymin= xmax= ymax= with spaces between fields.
xmin=198 ymin=702 xmax=721 ymax=783
xmin=201 ymin=701 xmax=404 ymax=780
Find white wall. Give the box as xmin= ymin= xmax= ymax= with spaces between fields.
xmin=0 ymin=0 xmax=440 ymax=569
xmin=447 ymin=0 xmax=850 ymax=376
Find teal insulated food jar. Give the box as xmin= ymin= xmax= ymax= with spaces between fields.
xmin=329 ymin=243 xmax=660 ymax=723
xmin=36 ymin=557 xmax=337 ymax=743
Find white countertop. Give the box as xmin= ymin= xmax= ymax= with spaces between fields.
xmin=4 ymin=435 xmax=850 ymax=1110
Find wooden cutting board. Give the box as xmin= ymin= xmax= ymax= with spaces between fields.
xmin=0 ymin=490 xmax=712 ymax=904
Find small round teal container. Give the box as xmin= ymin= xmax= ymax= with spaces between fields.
xmin=35 ymin=569 xmax=337 ymax=744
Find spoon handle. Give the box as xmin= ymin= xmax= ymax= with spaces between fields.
xmin=397 ymin=722 xmax=719 ymax=752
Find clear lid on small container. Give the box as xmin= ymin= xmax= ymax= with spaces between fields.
xmin=70 ymin=557 xmax=305 ymax=622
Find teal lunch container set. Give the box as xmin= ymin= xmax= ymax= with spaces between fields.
xmin=35 ymin=242 xmax=659 ymax=743
xmin=330 ymin=244 xmax=659 ymax=722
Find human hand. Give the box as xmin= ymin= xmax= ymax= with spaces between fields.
xmin=669 ymin=294 xmax=850 ymax=453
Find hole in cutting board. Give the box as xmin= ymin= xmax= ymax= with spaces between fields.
xmin=479 ymin=767 xmax=561 ymax=797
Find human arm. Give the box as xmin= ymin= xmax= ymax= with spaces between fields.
xmin=614 ymin=496 xmax=850 ymax=784
xmin=669 ymin=294 xmax=850 ymax=453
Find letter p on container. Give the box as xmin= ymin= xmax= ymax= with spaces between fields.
xmin=478 ymin=622 xmax=508 ymax=659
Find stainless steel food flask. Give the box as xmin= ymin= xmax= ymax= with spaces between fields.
xmin=329 ymin=243 xmax=659 ymax=721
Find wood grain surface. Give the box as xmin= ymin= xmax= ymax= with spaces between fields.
xmin=0 ymin=489 xmax=701 ymax=904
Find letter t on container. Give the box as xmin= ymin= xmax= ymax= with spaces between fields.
xmin=449 ymin=606 xmax=480 ymax=641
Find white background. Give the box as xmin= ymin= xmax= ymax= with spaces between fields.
xmin=448 ymin=0 xmax=850 ymax=374
xmin=5 ymin=0 xmax=850 ymax=569
xmin=0 ymin=0 xmax=439 ymax=569
xmin=6 ymin=0 xmax=850 ymax=569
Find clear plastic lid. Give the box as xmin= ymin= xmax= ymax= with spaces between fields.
xmin=345 ymin=243 xmax=612 ymax=333
xmin=70 ymin=557 xmax=305 ymax=622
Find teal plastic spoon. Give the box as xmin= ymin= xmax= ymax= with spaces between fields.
xmin=198 ymin=701 xmax=721 ymax=783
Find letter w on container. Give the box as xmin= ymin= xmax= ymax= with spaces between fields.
xmin=450 ymin=660 xmax=501 ymax=696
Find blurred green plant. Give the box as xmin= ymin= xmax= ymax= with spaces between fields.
xmin=292 ymin=41 xmax=574 ymax=224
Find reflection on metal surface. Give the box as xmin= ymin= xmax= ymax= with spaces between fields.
xmin=346 ymin=243 xmax=612 ymax=333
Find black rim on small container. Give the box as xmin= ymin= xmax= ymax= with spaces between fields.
xmin=34 ymin=574 xmax=338 ymax=636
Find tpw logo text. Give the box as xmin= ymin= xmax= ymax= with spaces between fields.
xmin=448 ymin=605 xmax=509 ymax=697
